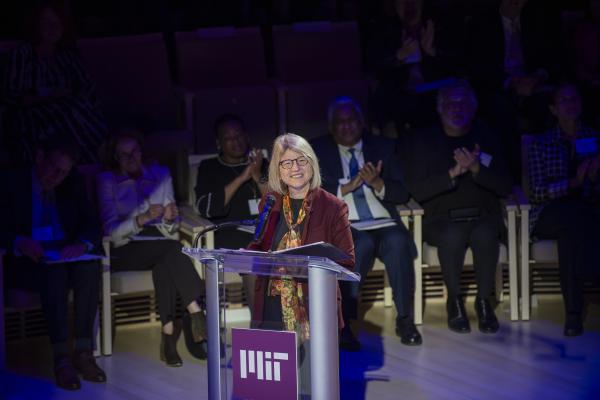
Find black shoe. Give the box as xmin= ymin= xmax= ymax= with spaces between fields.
xmin=396 ymin=316 xmax=422 ymax=346
xmin=339 ymin=325 xmax=361 ymax=352
xmin=447 ymin=297 xmax=471 ymax=333
xmin=183 ymin=313 xmax=208 ymax=359
xmin=160 ymin=322 xmax=183 ymax=367
xmin=72 ymin=350 xmax=107 ymax=383
xmin=564 ymin=313 xmax=584 ymax=337
xmin=474 ymin=297 xmax=500 ymax=334
xmin=54 ymin=356 xmax=81 ymax=391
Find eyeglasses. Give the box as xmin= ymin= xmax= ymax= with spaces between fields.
xmin=116 ymin=148 xmax=141 ymax=161
xmin=279 ymin=156 xmax=309 ymax=169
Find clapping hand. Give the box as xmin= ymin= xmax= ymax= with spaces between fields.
xmin=137 ymin=203 xmax=165 ymax=226
xmin=16 ymin=237 xmax=44 ymax=263
xmin=359 ymin=161 xmax=383 ymax=185
xmin=420 ymin=19 xmax=436 ymax=57
xmin=570 ymin=158 xmax=592 ymax=188
xmin=249 ymin=148 xmax=264 ymax=182
xmin=60 ymin=243 xmax=86 ymax=260
xmin=163 ymin=202 xmax=179 ymax=222
xmin=454 ymin=144 xmax=481 ymax=175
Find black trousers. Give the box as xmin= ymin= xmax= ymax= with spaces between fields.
xmin=111 ymin=239 xmax=204 ymax=325
xmin=424 ymin=214 xmax=504 ymax=301
xmin=341 ymin=225 xmax=416 ymax=321
xmin=533 ymin=198 xmax=600 ymax=315
xmin=5 ymin=257 xmax=101 ymax=353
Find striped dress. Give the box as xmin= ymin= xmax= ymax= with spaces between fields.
xmin=3 ymin=42 xmax=107 ymax=163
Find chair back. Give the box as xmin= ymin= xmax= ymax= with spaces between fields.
xmin=175 ymin=27 xmax=269 ymax=89
xmin=272 ymin=21 xmax=363 ymax=83
xmin=78 ymin=34 xmax=177 ymax=131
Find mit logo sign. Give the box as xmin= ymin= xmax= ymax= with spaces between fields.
xmin=232 ymin=328 xmax=298 ymax=400
xmin=239 ymin=350 xmax=289 ymax=381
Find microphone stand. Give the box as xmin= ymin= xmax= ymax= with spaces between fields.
xmin=192 ymin=219 xmax=256 ymax=249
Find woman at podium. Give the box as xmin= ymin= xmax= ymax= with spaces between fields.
xmin=247 ymin=133 xmax=355 ymax=394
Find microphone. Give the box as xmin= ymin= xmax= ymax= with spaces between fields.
xmin=192 ymin=195 xmax=276 ymax=248
xmin=253 ymin=194 xmax=276 ymax=242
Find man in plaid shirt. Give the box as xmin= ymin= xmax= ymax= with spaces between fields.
xmin=528 ymin=84 xmax=600 ymax=337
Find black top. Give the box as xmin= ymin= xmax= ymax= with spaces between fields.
xmin=271 ymin=198 xmax=305 ymax=251
xmin=402 ymin=120 xmax=512 ymax=220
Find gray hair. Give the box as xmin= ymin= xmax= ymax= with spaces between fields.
xmin=436 ymin=81 xmax=478 ymax=109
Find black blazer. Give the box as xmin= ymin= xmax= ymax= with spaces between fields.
xmin=310 ymin=133 xmax=410 ymax=223
xmin=0 ymin=168 xmax=101 ymax=256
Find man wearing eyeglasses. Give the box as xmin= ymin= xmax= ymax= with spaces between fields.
xmin=0 ymin=137 xmax=105 ymax=390
xmin=311 ymin=96 xmax=422 ymax=350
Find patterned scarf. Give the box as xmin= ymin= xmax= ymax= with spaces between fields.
xmin=268 ymin=194 xmax=310 ymax=341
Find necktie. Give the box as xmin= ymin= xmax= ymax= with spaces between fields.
xmin=348 ymin=148 xmax=373 ymax=221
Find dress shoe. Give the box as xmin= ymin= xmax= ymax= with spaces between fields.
xmin=160 ymin=321 xmax=183 ymax=367
xmin=54 ymin=356 xmax=81 ymax=391
xmin=447 ymin=297 xmax=471 ymax=333
xmin=183 ymin=312 xmax=207 ymax=359
xmin=564 ymin=313 xmax=584 ymax=337
xmin=396 ymin=316 xmax=422 ymax=346
xmin=72 ymin=350 xmax=107 ymax=382
xmin=474 ymin=297 xmax=500 ymax=334
xmin=339 ymin=325 xmax=361 ymax=352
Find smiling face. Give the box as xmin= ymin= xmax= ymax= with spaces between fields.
xmin=550 ymin=85 xmax=582 ymax=123
xmin=217 ymin=120 xmax=249 ymax=162
xmin=36 ymin=149 xmax=74 ymax=191
xmin=37 ymin=7 xmax=63 ymax=46
xmin=330 ymin=104 xmax=363 ymax=148
xmin=279 ymin=149 xmax=313 ymax=198
xmin=437 ymin=86 xmax=477 ymax=136
xmin=116 ymin=136 xmax=143 ymax=177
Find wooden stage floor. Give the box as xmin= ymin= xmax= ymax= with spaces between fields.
xmin=2 ymin=296 xmax=599 ymax=400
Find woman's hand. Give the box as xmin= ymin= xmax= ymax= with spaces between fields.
xmin=163 ymin=202 xmax=179 ymax=222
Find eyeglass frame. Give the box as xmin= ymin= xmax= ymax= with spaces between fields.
xmin=279 ymin=156 xmax=309 ymax=169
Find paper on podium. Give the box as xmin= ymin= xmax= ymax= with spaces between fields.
xmin=351 ymin=218 xmax=396 ymax=231
xmin=271 ymin=241 xmax=352 ymax=262
xmin=44 ymin=250 xmax=104 ymax=264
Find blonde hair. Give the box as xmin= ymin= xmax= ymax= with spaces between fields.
xmin=268 ymin=133 xmax=322 ymax=195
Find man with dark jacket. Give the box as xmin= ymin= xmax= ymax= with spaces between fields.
xmin=0 ymin=138 xmax=105 ymax=390
xmin=403 ymin=82 xmax=512 ymax=334
xmin=311 ymin=97 xmax=421 ymax=350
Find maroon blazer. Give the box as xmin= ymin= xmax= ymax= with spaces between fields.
xmin=247 ymin=187 xmax=355 ymax=326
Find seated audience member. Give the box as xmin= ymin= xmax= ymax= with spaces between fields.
xmin=465 ymin=0 xmax=560 ymax=178
xmin=247 ymin=133 xmax=355 ymax=397
xmin=404 ymin=82 xmax=512 ymax=334
xmin=195 ymin=114 xmax=267 ymax=312
xmin=365 ymin=0 xmax=461 ymax=135
xmin=0 ymin=138 xmax=105 ymax=390
xmin=572 ymin=0 xmax=600 ymax=127
xmin=97 ymin=129 xmax=206 ymax=366
xmin=311 ymin=97 xmax=422 ymax=349
xmin=527 ymin=83 xmax=600 ymax=337
xmin=2 ymin=2 xmax=107 ymax=164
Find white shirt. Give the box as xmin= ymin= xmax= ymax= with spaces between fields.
xmin=335 ymin=140 xmax=391 ymax=221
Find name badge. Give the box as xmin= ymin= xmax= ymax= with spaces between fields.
xmin=32 ymin=226 xmax=53 ymax=242
xmin=248 ymin=199 xmax=260 ymax=216
xmin=480 ymin=152 xmax=493 ymax=168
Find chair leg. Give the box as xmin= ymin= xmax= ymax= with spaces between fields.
xmin=507 ymin=209 xmax=519 ymax=320
xmin=101 ymin=268 xmax=113 ymax=355
xmin=383 ymin=272 xmax=393 ymax=308
xmin=520 ymin=211 xmax=531 ymax=321
xmin=495 ymin=263 xmax=503 ymax=303
xmin=93 ymin=309 xmax=101 ymax=357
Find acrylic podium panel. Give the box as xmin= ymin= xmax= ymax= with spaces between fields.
xmin=182 ymin=247 xmax=359 ymax=400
